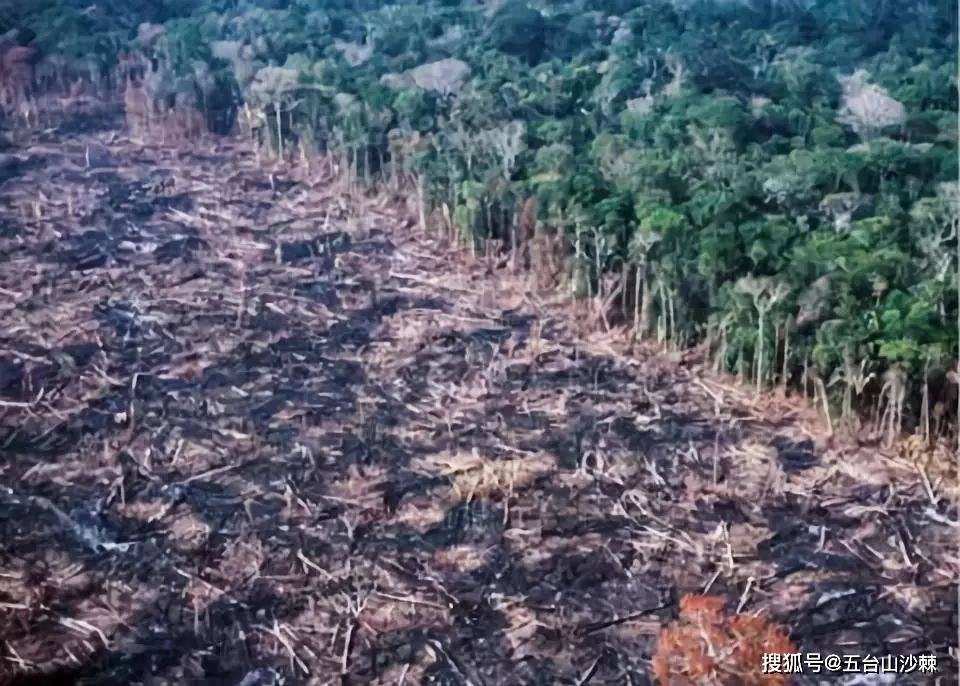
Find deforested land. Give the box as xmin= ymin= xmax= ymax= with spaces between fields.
xmin=0 ymin=1 xmax=957 ymax=684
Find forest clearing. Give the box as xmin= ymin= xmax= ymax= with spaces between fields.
xmin=0 ymin=98 xmax=956 ymax=684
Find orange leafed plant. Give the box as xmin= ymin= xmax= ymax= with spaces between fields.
xmin=652 ymin=594 xmax=795 ymax=685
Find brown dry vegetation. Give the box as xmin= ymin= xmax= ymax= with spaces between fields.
xmin=652 ymin=594 xmax=794 ymax=685
xmin=0 ymin=102 xmax=956 ymax=685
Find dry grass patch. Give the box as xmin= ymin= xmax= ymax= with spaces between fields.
xmin=432 ymin=544 xmax=490 ymax=574
xmin=116 ymin=498 xmax=171 ymax=522
xmin=363 ymin=594 xmax=451 ymax=633
xmin=410 ymin=449 xmax=555 ymax=503
xmin=216 ymin=537 xmax=265 ymax=586
xmin=378 ymin=662 xmax=427 ymax=684
xmin=183 ymin=574 xmax=226 ymax=611
xmin=327 ymin=464 xmax=388 ymax=507
xmin=895 ymin=435 xmax=958 ymax=499
xmin=391 ymin=494 xmax=451 ymax=533
xmin=500 ymin=602 xmax=548 ymax=658
xmin=168 ymin=439 xmax=226 ymax=474
xmin=167 ymin=510 xmax=212 ymax=552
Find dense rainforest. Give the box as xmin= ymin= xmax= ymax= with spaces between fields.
xmin=3 ymin=0 xmax=959 ymax=444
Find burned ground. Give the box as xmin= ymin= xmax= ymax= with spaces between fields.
xmin=0 ymin=112 xmax=956 ymax=685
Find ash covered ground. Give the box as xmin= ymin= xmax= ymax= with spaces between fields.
xmin=0 ymin=109 xmax=955 ymax=685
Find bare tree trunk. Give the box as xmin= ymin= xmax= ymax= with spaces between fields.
xmin=573 ymin=226 xmax=582 ymax=299
xmin=817 ymin=378 xmax=833 ymax=436
xmin=442 ymin=202 xmax=452 ymax=242
xmin=484 ymin=201 xmax=492 ymax=243
xmin=781 ymin=320 xmax=790 ymax=393
xmin=921 ymin=358 xmax=930 ymax=444
xmin=510 ymin=215 xmax=518 ymax=272
xmin=416 ymin=174 xmax=427 ymax=234
xmin=756 ymin=310 xmax=765 ymax=396
xmin=657 ymin=283 xmax=667 ymax=345
xmin=621 ymin=263 xmax=630 ymax=316
xmin=715 ymin=326 xmax=727 ymax=374
xmin=275 ymin=102 xmax=282 ymax=160
xmin=668 ymin=289 xmax=676 ymax=349
xmin=633 ymin=264 xmax=641 ymax=335
xmin=773 ymin=322 xmax=781 ymax=386
xmin=640 ymin=270 xmax=654 ymax=340
xmin=594 ymin=236 xmax=602 ymax=301
xmin=349 ymin=147 xmax=356 ymax=192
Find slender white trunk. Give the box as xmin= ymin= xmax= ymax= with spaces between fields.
xmin=640 ymin=268 xmax=654 ymax=340
xmin=275 ymin=102 xmax=282 ymax=160
xmin=417 ymin=175 xmax=427 ymax=234
xmin=658 ymin=283 xmax=667 ymax=344
xmin=756 ymin=310 xmax=765 ymax=395
xmin=818 ymin=378 xmax=833 ymax=436
xmin=594 ymin=235 xmax=602 ymax=300
xmin=633 ymin=264 xmax=641 ymax=333
xmin=668 ymin=289 xmax=676 ymax=348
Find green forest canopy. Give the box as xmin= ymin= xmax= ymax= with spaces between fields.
xmin=6 ymin=0 xmax=959 ymax=439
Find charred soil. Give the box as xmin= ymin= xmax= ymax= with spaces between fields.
xmin=0 ymin=112 xmax=956 ymax=685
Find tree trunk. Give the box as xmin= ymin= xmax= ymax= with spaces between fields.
xmin=668 ymin=288 xmax=676 ymax=349
xmin=416 ymin=174 xmax=427 ymax=234
xmin=275 ymin=102 xmax=282 ymax=160
xmin=756 ymin=309 xmax=765 ymax=396
xmin=817 ymin=378 xmax=833 ymax=436
xmin=774 ymin=322 xmax=781 ymax=385
xmin=573 ymin=226 xmax=582 ymax=298
xmin=657 ymin=283 xmax=667 ymax=344
xmin=715 ymin=326 xmax=727 ymax=374
xmin=484 ymin=201 xmax=492 ymax=242
xmin=921 ymin=357 xmax=930 ymax=443
xmin=510 ymin=215 xmax=518 ymax=272
xmin=640 ymin=270 xmax=654 ymax=340
xmin=633 ymin=264 xmax=642 ymax=335
xmin=350 ymin=147 xmax=357 ymax=190
xmin=782 ymin=319 xmax=790 ymax=393
xmin=594 ymin=235 xmax=602 ymax=301
xmin=621 ymin=263 xmax=630 ymax=316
